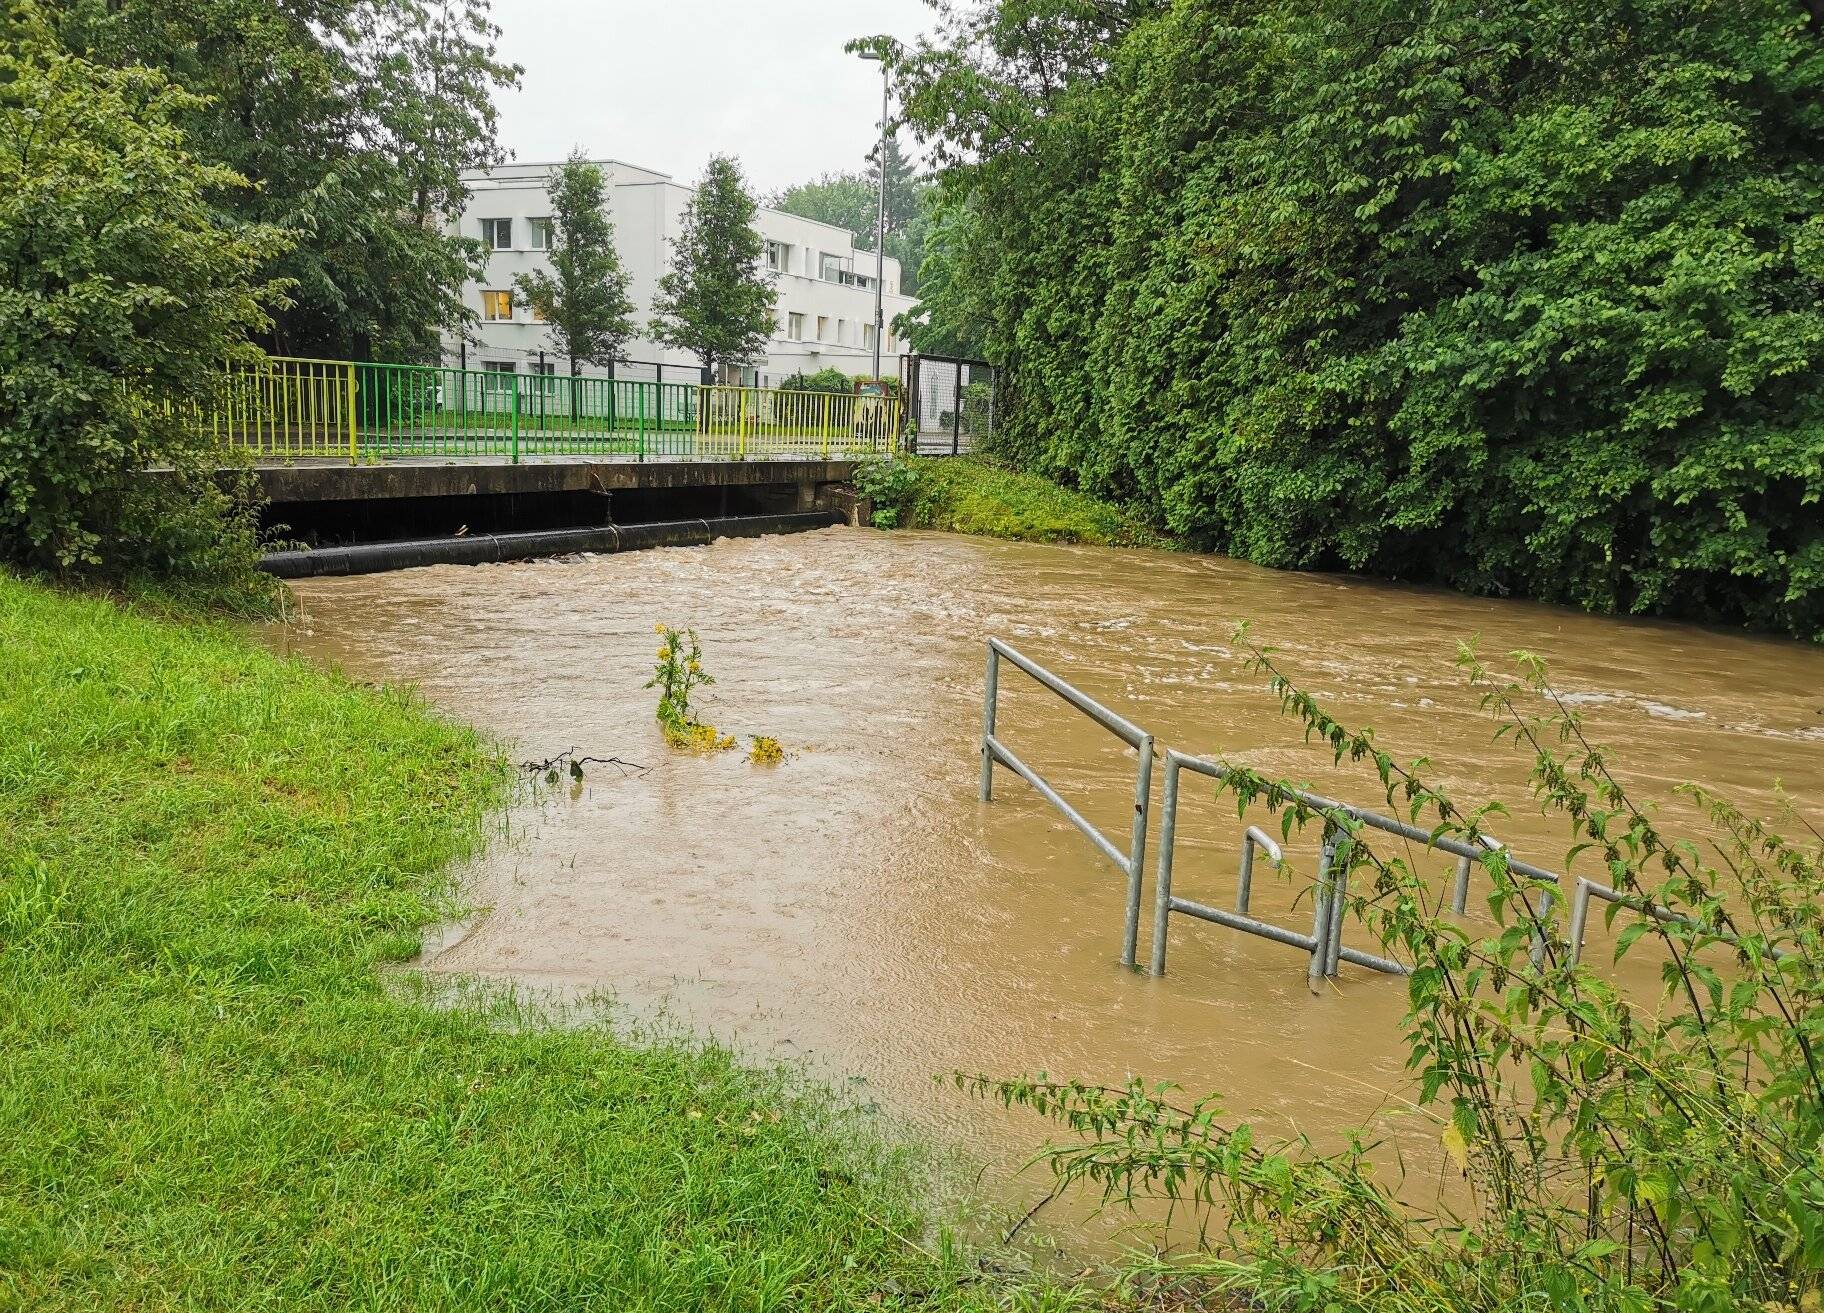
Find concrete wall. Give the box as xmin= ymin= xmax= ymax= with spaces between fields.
xmin=452 ymin=159 xmax=917 ymax=388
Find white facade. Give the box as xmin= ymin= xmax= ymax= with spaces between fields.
xmin=451 ymin=158 xmax=916 ymax=387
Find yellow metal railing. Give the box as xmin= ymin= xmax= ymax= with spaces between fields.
xmin=203 ymin=357 xmax=904 ymax=463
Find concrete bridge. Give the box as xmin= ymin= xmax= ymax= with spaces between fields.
xmin=251 ymin=456 xmax=867 ymax=577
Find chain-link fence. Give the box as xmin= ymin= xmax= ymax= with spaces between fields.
xmin=903 ymin=354 xmax=996 ymax=455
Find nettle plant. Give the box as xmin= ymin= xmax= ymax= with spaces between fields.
xmin=966 ymin=637 xmax=1824 ymax=1312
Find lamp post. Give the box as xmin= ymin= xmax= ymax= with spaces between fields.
xmin=859 ymin=49 xmax=889 ymax=380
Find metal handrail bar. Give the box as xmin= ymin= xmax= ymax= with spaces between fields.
xmin=980 ymin=638 xmax=1155 ymax=968
xmin=1151 ymin=749 xmax=1561 ymax=980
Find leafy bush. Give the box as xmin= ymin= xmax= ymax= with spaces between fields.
xmin=971 ymin=639 xmax=1824 ymax=1310
xmin=0 ymin=14 xmax=286 ymax=592
xmin=894 ymin=1 xmax=1824 ymax=639
xmin=778 ymin=368 xmax=855 ymax=396
xmin=853 ymin=458 xmax=921 ymax=528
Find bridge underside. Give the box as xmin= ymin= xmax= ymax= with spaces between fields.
xmin=249 ymin=456 xmax=862 ymax=507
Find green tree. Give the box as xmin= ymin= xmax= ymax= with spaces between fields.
xmin=513 ymin=151 xmax=636 ymax=374
xmin=649 ymin=155 xmax=778 ymax=382
xmin=57 ymin=0 xmax=520 ymax=363
xmin=892 ymin=0 xmax=1824 ymax=640
xmin=772 ymin=138 xmax=930 ymax=291
xmin=0 ymin=13 xmax=287 ymax=584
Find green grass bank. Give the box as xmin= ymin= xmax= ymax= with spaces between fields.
xmin=0 ymin=575 xmax=1077 ymax=1312
xmin=861 ymin=457 xmax=1169 ymax=549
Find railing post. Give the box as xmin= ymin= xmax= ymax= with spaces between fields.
xmin=510 ymin=373 xmax=521 ymax=464
xmin=820 ymin=393 xmax=831 ymax=458
xmin=1120 ymin=734 xmax=1155 ymax=970
xmin=1308 ymin=825 xmax=1339 ymax=987
xmin=978 ymin=642 xmax=999 ymax=801
xmin=1149 ymin=754 xmax=1181 ymax=977
xmin=737 ymin=388 xmax=749 ymax=460
xmin=1324 ymin=832 xmax=1350 ymax=978
xmin=345 ymin=363 xmax=358 ymax=464
xmin=638 ymin=382 xmax=648 ymax=462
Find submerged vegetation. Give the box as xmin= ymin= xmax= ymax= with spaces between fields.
xmin=646 ymin=623 xmax=735 ymax=750
xmin=972 ymin=637 xmax=1824 ymax=1310
xmin=0 ymin=576 xmax=1062 ymax=1310
xmin=858 ymin=456 xmax=1167 ymax=548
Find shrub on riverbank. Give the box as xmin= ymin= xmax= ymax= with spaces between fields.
xmin=0 ymin=574 xmax=1068 ymax=1311
xmin=859 ymin=456 xmax=1168 ymax=547
xmin=0 ymin=16 xmax=284 ymax=597
xmin=892 ymin=1 xmax=1824 ymax=641
xmin=976 ymin=638 xmax=1824 ymax=1310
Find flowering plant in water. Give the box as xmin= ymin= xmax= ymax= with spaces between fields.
xmin=645 ymin=624 xmax=732 ymax=750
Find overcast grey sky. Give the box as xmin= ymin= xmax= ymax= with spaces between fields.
xmin=487 ymin=0 xmax=940 ymax=197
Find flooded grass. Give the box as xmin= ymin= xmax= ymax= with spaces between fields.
xmin=0 ymin=575 xmax=1083 ymax=1311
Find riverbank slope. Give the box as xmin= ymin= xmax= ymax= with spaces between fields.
xmin=863 ymin=456 xmax=1169 ymax=548
xmin=0 ymin=574 xmax=1070 ymax=1311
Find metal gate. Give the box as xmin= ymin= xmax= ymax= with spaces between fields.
xmin=902 ymin=354 xmax=996 ymax=455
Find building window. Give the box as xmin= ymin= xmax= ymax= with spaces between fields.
xmin=787 ymin=312 xmax=805 ymax=341
xmin=528 ymin=299 xmax=548 ymax=323
xmin=816 ymin=315 xmax=830 ymax=342
xmin=482 ymin=218 xmax=512 ymax=250
xmin=765 ymin=240 xmax=790 ymax=272
xmin=530 ymin=359 xmax=557 ymax=395
xmin=863 ymin=324 xmax=876 ymax=351
xmin=819 ymin=253 xmax=843 ymax=282
xmin=836 ymin=318 xmax=847 ymax=344
xmin=528 ymin=217 xmax=552 ymax=250
xmin=481 ymin=360 xmax=516 ymax=395
xmin=481 ymin=289 xmax=513 ymax=321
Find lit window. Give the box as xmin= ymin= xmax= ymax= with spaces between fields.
xmin=528 ymin=217 xmax=552 ymax=250
xmin=529 ymin=300 xmax=548 ymax=323
xmin=481 ymin=289 xmax=513 ymax=321
xmin=481 ymin=218 xmax=512 ymax=250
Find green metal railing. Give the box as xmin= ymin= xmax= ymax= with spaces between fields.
xmin=207 ymin=357 xmax=902 ymax=464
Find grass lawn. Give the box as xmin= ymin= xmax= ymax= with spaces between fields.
xmin=0 ymin=575 xmax=1082 ymax=1312
xmin=890 ymin=458 xmax=1171 ymax=549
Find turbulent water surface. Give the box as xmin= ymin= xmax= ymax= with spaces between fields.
xmin=266 ymin=526 xmax=1824 ymax=1235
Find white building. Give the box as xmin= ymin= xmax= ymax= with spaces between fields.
xmin=450 ymin=158 xmax=916 ymax=388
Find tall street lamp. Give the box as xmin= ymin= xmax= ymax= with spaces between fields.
xmin=859 ymin=48 xmax=889 ymax=379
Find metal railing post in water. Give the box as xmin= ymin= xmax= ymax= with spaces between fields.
xmin=1148 ymin=753 xmax=1184 ymax=977
xmin=979 ymin=642 xmax=999 ymax=801
xmin=1308 ymin=826 xmax=1340 ymax=987
xmin=1119 ymin=734 xmax=1155 ymax=970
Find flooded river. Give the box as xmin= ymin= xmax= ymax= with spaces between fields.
xmin=267 ymin=526 xmax=1824 ymax=1240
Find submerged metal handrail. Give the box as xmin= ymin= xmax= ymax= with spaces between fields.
xmin=979 ymin=638 xmax=1155 ymax=968
xmin=1149 ymin=750 xmax=1563 ymax=982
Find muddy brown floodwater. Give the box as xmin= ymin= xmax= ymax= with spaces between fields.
xmin=267 ymin=526 xmax=1824 ymax=1246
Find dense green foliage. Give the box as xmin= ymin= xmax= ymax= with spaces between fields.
xmin=772 ymin=138 xmax=930 ymax=291
xmin=978 ymin=642 xmax=1824 ymax=1310
xmin=650 ymin=156 xmax=779 ymax=381
xmin=894 ymin=0 xmax=1824 ymax=638
xmin=859 ymin=456 xmax=1165 ymax=544
xmin=56 ymin=0 xmax=519 ymax=361
xmin=515 ymin=151 xmax=637 ymax=372
xmin=0 ymin=575 xmax=1088 ymax=1311
xmin=0 ymin=13 xmax=282 ymax=591
xmin=778 ymin=368 xmax=858 ymax=395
